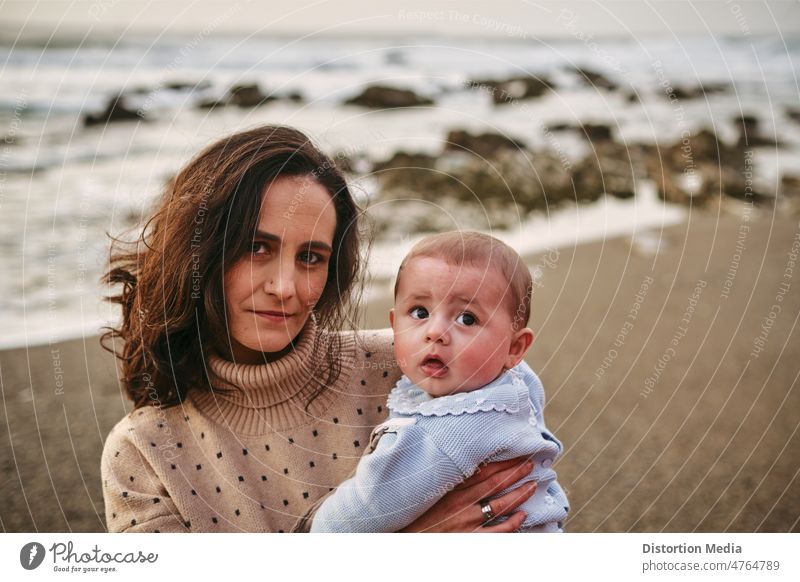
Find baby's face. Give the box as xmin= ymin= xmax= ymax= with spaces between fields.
xmin=391 ymin=256 xmax=526 ymax=397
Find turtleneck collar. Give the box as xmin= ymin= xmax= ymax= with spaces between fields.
xmin=190 ymin=318 xmax=356 ymax=435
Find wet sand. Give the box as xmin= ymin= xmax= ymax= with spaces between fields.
xmin=2 ymin=208 xmax=798 ymax=532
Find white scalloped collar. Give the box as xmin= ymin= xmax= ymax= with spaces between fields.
xmin=387 ymin=369 xmax=530 ymax=417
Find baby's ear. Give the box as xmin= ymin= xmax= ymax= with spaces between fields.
xmin=505 ymin=327 xmax=534 ymax=369
xmin=389 ymin=308 xmax=395 ymax=330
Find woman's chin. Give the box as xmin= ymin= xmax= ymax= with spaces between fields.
xmin=232 ymin=333 xmax=298 ymax=363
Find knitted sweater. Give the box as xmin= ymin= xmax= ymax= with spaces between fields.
xmin=310 ymin=364 xmax=569 ymax=532
xmin=100 ymin=320 xmax=401 ymax=532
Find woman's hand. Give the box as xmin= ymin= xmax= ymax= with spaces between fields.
xmin=399 ymin=456 xmax=537 ymax=532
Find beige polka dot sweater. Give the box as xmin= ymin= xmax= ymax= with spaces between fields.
xmin=100 ymin=322 xmax=401 ymax=532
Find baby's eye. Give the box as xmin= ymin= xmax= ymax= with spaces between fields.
xmin=456 ymin=312 xmax=478 ymax=326
xmin=409 ymin=306 xmax=429 ymax=319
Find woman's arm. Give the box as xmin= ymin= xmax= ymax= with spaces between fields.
xmin=101 ymin=421 xmax=187 ymax=533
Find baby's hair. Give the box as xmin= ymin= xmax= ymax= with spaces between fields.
xmin=394 ymin=231 xmax=533 ymax=329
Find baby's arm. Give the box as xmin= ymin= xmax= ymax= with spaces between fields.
xmin=513 ymin=360 xmax=571 ymax=527
xmin=310 ymin=420 xmax=465 ymax=533
xmin=516 ymin=361 xmax=564 ymax=452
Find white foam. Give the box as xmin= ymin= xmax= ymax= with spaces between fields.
xmin=366 ymin=180 xmax=686 ymax=284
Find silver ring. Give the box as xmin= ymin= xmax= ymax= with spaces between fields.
xmin=480 ymin=502 xmax=495 ymax=524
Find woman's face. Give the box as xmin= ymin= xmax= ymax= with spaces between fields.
xmin=224 ymin=175 xmax=337 ymax=363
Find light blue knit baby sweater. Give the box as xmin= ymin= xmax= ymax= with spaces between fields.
xmin=310 ymin=361 xmax=570 ymax=532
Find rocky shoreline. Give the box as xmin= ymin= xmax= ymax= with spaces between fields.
xmin=77 ymin=71 xmax=800 ymax=238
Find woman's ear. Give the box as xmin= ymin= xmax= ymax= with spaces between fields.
xmin=389 ymin=308 xmax=395 ymax=330
xmin=505 ymin=327 xmax=534 ymax=369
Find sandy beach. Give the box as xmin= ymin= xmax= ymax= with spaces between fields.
xmin=1 ymin=208 xmax=798 ymax=533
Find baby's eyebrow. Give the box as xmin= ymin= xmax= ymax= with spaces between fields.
xmin=406 ymin=293 xmax=431 ymax=302
xmin=402 ymin=292 xmax=485 ymax=309
xmin=451 ymin=294 xmax=480 ymax=307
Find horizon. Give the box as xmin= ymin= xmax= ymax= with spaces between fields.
xmin=3 ymin=0 xmax=800 ymax=41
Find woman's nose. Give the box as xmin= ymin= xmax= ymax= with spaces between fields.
xmin=262 ymin=261 xmax=295 ymax=300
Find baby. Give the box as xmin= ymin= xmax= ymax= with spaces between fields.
xmin=311 ymin=231 xmax=569 ymax=532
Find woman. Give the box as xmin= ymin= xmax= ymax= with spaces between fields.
xmin=100 ymin=125 xmax=536 ymax=532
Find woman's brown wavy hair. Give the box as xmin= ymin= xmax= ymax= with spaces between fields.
xmin=101 ymin=125 xmax=364 ymax=410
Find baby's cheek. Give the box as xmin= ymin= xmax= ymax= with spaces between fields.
xmin=392 ymin=337 xmax=412 ymax=365
xmin=467 ymin=346 xmax=503 ymax=380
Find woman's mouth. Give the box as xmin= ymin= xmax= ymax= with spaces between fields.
xmin=420 ymin=356 xmax=448 ymax=378
xmin=252 ymin=310 xmax=294 ymax=323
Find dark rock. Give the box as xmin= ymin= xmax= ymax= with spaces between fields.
xmin=707 ymin=162 xmax=760 ymax=202
xmin=780 ymin=175 xmax=800 ymax=198
xmin=571 ymin=143 xmax=639 ymax=200
xmin=733 ymin=114 xmax=782 ymax=147
xmin=581 ymin=124 xmax=615 ymax=143
xmin=372 ymin=151 xmax=440 ymax=196
xmin=737 ymin=134 xmax=781 ymax=147
xmin=546 ymin=122 xmax=615 ymax=143
xmin=83 ymin=94 xmax=142 ymax=126
xmin=229 ymin=84 xmax=274 ymax=108
xmin=663 ymin=129 xmax=738 ymax=167
xmin=735 ymin=114 xmax=759 ymax=132
xmin=374 ymin=149 xmax=574 ymax=215
xmin=624 ymin=91 xmax=640 ymax=104
xmin=443 ymin=130 xmax=526 ymax=159
xmin=670 ymin=82 xmax=729 ymax=100
xmin=468 ymin=76 xmax=553 ymax=104
xmin=344 ymin=85 xmax=434 ymax=109
xmin=373 ymin=151 xmax=437 ymax=173
xmin=642 ymin=130 xmax=774 ymax=204
xmin=572 ymin=67 xmax=618 ymax=91
xmin=196 ymin=98 xmax=227 ymax=110
xmin=163 ymin=80 xmax=211 ymax=92
xmin=671 ymin=87 xmax=698 ymax=100
xmin=196 ymin=85 xmax=298 ymax=110
xmin=786 ymin=107 xmax=800 ymax=123
xmin=642 ymin=132 xmax=721 ymax=204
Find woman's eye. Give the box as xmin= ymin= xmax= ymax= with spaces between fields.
xmin=299 ymin=251 xmax=325 ymax=266
xmin=251 ymin=242 xmax=269 ymax=255
xmin=456 ymin=312 xmax=478 ymax=326
xmin=410 ymin=306 xmax=429 ymax=319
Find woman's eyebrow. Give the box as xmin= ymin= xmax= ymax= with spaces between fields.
xmin=304 ymin=240 xmax=333 ymax=253
xmin=254 ymin=230 xmax=332 ymax=252
xmin=254 ymin=230 xmax=281 ymax=243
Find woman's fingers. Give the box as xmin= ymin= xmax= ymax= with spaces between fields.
xmin=454 ymin=456 xmax=532 ymax=491
xmin=399 ymin=479 xmax=536 ymax=533
xmin=401 ymin=456 xmax=536 ymax=533
xmin=462 ymin=460 xmax=535 ymax=502
xmin=476 ymin=480 xmax=537 ymax=523
xmin=477 ymin=511 xmax=529 ymax=533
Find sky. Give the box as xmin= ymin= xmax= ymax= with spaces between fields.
xmin=3 ymin=0 xmax=800 ymax=39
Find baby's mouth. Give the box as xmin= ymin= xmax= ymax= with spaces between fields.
xmin=420 ymin=356 xmax=448 ymax=378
